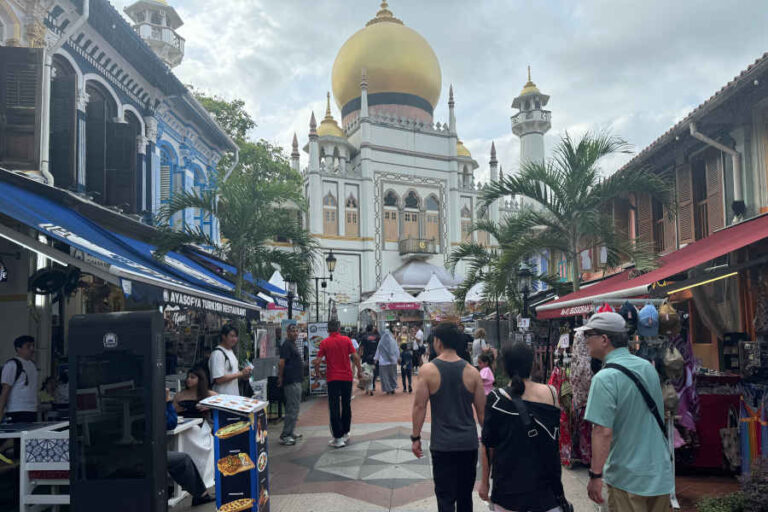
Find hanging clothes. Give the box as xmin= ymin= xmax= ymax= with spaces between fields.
xmin=570 ymin=330 xmax=593 ymax=465
xmin=548 ymin=365 xmax=573 ymax=467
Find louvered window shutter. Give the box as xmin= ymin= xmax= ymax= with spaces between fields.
xmin=662 ymin=205 xmax=676 ymax=252
xmin=636 ymin=193 xmax=653 ymax=248
xmin=0 ymin=47 xmax=43 ymax=169
xmin=706 ymin=150 xmax=725 ymax=234
xmin=676 ymin=164 xmax=695 ymax=245
xmin=160 ymin=165 xmax=171 ymax=201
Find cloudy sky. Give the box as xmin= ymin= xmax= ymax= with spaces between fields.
xmin=113 ymin=0 xmax=768 ymax=182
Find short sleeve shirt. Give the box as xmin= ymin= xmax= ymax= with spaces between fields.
xmin=317 ymin=333 xmax=355 ymax=382
xmin=279 ymin=339 xmax=303 ymax=385
xmin=1 ymin=357 xmax=38 ymax=413
xmin=585 ymin=348 xmax=673 ymax=496
xmin=209 ymin=346 xmax=240 ymax=395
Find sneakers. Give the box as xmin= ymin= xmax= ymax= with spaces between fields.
xmin=291 ymin=433 xmax=303 ymax=440
xmin=330 ymin=437 xmax=346 ymax=448
xmin=342 ymin=433 xmax=350 ymax=443
xmin=279 ymin=436 xmax=296 ymax=446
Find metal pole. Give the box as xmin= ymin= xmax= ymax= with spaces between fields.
xmin=315 ymin=278 xmax=320 ymax=322
xmin=288 ymin=292 xmax=294 ymax=320
xmin=495 ymin=299 xmax=501 ymax=348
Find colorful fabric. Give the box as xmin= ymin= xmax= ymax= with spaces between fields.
xmin=548 ymin=366 xmax=572 ymax=467
xmin=571 ymin=330 xmax=592 ymax=409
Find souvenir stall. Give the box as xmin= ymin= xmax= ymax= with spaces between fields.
xmin=358 ymin=273 xmax=423 ymax=327
xmin=417 ymin=273 xmax=456 ymax=325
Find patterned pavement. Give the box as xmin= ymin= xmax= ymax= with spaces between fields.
xmin=193 ymin=374 xmax=737 ymax=511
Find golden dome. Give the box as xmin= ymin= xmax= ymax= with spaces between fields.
xmin=331 ymin=1 xmax=441 ymax=114
xmin=519 ymin=65 xmax=540 ymax=96
xmin=317 ymin=92 xmax=345 ymax=138
xmin=456 ymin=140 xmax=471 ymax=158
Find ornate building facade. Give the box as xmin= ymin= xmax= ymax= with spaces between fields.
xmin=0 ymin=0 xmax=234 ymax=240
xmin=294 ymin=2 xmax=501 ymax=323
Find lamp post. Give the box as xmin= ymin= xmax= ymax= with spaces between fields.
xmin=286 ymin=281 xmax=297 ymax=320
xmin=313 ymin=250 xmax=337 ymax=322
xmin=517 ymin=261 xmax=533 ymax=324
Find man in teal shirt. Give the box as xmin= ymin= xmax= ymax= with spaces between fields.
xmin=581 ymin=312 xmax=673 ymax=511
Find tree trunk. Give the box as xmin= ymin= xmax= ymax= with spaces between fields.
xmin=571 ymin=235 xmax=581 ymax=292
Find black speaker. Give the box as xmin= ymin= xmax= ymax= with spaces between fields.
xmin=69 ymin=311 xmax=166 ymax=512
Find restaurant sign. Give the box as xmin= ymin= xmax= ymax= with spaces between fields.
xmin=162 ymin=289 xmax=247 ymax=318
xmin=379 ymin=302 xmax=421 ymax=311
xmin=558 ymin=304 xmax=595 ymax=317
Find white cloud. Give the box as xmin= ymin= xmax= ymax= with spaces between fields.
xmin=112 ymin=0 xmax=768 ymax=175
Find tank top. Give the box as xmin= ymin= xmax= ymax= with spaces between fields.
xmin=429 ymin=359 xmax=478 ymax=452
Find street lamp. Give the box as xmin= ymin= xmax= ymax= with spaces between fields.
xmin=517 ymin=260 xmax=533 ymax=321
xmin=286 ymin=281 xmax=297 ymax=320
xmin=313 ymin=250 xmax=337 ymax=322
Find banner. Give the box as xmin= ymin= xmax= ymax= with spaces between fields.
xmin=308 ymin=323 xmax=328 ymax=395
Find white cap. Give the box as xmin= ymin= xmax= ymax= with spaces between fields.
xmin=575 ymin=312 xmax=626 ymax=334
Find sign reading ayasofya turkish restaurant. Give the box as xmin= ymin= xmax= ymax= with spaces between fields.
xmin=557 ymin=304 xmax=595 ymax=317
xmin=162 ymin=289 xmax=247 ymax=318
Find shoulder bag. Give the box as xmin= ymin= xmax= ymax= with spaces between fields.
xmin=603 ymin=363 xmax=667 ymax=438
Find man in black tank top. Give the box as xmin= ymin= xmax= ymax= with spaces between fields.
xmin=411 ymin=322 xmax=487 ymax=512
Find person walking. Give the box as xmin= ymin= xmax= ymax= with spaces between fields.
xmin=315 ymin=319 xmax=363 ymax=448
xmin=479 ymin=342 xmax=568 ymax=512
xmin=209 ymin=325 xmax=251 ymax=395
xmin=581 ymin=312 xmax=673 ymax=511
xmin=399 ymin=343 xmax=414 ymax=393
xmin=471 ymin=328 xmax=489 ymax=367
xmin=278 ymin=323 xmax=304 ymax=445
xmin=360 ymin=325 xmax=379 ymax=396
xmin=411 ymin=322 xmax=486 ymax=512
xmin=477 ymin=352 xmax=495 ymax=396
xmin=375 ymin=325 xmax=399 ymax=394
xmin=0 ymin=335 xmax=38 ymax=423
xmin=413 ymin=326 xmax=424 ymax=375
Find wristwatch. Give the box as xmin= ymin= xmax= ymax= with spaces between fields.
xmin=588 ymin=469 xmax=603 ymax=480
xmin=410 ymin=434 xmax=421 ymax=442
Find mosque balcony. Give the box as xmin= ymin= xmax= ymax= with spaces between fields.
xmin=135 ymin=22 xmax=185 ymax=65
xmin=399 ymin=238 xmax=438 ymax=256
xmin=511 ymin=110 xmax=551 ymax=135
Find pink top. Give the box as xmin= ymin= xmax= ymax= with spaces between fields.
xmin=480 ymin=367 xmax=495 ymax=395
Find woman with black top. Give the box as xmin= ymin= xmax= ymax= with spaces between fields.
xmin=174 ymin=367 xmax=217 ymax=419
xmin=479 ymin=342 xmax=568 ymax=512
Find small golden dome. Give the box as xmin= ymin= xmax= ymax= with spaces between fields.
xmin=317 ymin=92 xmax=345 ymax=138
xmin=519 ymin=65 xmax=540 ymax=96
xmin=456 ymin=140 xmax=471 ymax=158
xmin=332 ymin=1 xmax=441 ymax=113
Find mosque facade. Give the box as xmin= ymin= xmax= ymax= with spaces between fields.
xmin=295 ymin=2 xmax=552 ymax=323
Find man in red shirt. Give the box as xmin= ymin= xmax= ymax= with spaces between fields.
xmin=315 ymin=319 xmax=363 ymax=448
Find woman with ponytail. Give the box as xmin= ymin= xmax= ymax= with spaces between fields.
xmin=479 ymin=343 xmax=572 ymax=512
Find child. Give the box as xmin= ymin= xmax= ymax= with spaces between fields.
xmin=478 ymin=352 xmax=495 ymax=395
xmin=399 ymin=343 xmax=413 ymax=393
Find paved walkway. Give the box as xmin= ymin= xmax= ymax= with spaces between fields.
xmin=194 ymin=374 xmax=738 ymax=511
xmin=267 ymin=375 xmax=595 ymax=511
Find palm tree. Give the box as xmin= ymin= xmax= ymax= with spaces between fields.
xmin=448 ymin=217 xmax=566 ymax=310
xmin=481 ymin=131 xmax=672 ymax=292
xmin=155 ymin=168 xmax=317 ymax=302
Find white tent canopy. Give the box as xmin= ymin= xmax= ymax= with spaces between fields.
xmin=359 ymin=273 xmax=421 ymax=312
xmin=417 ymin=273 xmax=455 ymax=304
xmin=268 ymin=270 xmax=287 ymax=294
xmin=465 ymin=282 xmax=485 ymax=303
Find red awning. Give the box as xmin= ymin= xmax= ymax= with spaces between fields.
xmin=535 ymin=213 xmax=768 ymax=320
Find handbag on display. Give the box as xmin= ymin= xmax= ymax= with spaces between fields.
xmin=663 ymin=346 xmax=685 ymax=381
xmin=662 ymin=382 xmax=679 ymax=414
xmin=658 ymin=301 xmax=681 ymax=336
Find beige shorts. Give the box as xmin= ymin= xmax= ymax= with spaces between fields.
xmin=606 ymin=485 xmax=670 ymax=512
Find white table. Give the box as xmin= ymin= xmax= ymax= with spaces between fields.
xmin=167 ymin=417 xmax=204 ymax=507
xmin=0 ymin=421 xmax=69 ymax=439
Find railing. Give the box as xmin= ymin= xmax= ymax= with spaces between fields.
xmin=511 ymin=110 xmax=551 ymax=126
xmin=398 ymin=238 xmax=438 ymax=256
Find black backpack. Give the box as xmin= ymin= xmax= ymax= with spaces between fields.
xmin=5 ymin=358 xmax=27 ymax=386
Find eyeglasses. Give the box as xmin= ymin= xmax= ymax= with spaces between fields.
xmin=584 ymin=331 xmax=603 ymax=339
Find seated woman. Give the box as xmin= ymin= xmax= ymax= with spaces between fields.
xmin=172 ymin=367 xmax=217 ymax=491
xmin=174 ymin=367 xmax=217 ymax=420
xmin=479 ymin=343 xmax=569 ymax=512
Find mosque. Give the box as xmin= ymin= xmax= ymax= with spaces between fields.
xmin=292 ymin=2 xmax=552 ymax=324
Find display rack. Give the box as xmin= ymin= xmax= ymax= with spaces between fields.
xmin=200 ymin=395 xmax=270 ymax=512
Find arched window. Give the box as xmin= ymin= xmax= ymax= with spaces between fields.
xmin=461 ymin=204 xmax=472 ymax=242
xmin=425 ymin=195 xmax=440 ymax=243
xmin=383 ymin=191 xmax=399 ymax=241
xmin=345 ymin=194 xmax=358 ymax=237
xmin=85 ymin=81 xmax=118 ymax=203
xmin=323 ymin=192 xmax=338 ymax=235
xmin=403 ymin=191 xmax=420 ymax=239
xmin=49 ymin=55 xmax=77 ymax=188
